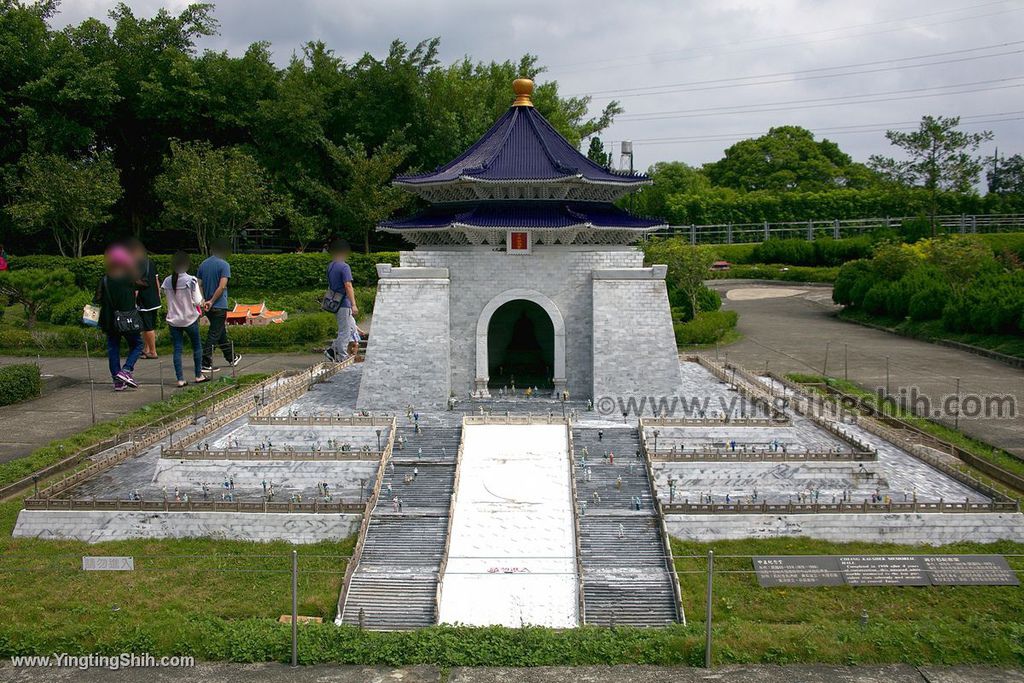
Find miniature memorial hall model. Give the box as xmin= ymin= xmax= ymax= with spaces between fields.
xmin=356 ymin=78 xmax=682 ymax=408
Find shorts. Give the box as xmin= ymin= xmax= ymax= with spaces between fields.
xmin=139 ymin=309 xmax=158 ymax=332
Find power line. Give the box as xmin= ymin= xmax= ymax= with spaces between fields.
xmin=628 ymin=118 xmax=1024 ymax=146
xmin=617 ymin=76 xmax=1024 ymax=122
xmin=611 ymin=111 xmax=1024 ymax=145
xmin=574 ymin=41 xmax=1024 ymax=100
xmin=551 ymin=2 xmax=1023 ymax=75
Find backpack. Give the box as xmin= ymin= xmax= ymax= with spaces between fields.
xmin=0 ymin=255 xmax=8 ymax=271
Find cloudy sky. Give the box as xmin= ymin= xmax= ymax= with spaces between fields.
xmin=51 ymin=0 xmax=1024 ymax=172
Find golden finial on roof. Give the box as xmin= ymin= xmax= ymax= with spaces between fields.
xmin=512 ymin=78 xmax=534 ymax=107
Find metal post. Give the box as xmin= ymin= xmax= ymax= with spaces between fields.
xmin=844 ymin=343 xmax=849 ymax=381
xmin=159 ymin=358 xmax=165 ymax=401
xmin=954 ymin=377 xmax=961 ymax=430
xmin=85 ymin=342 xmax=97 ymax=425
xmin=231 ymin=341 xmax=237 ymax=380
xmin=885 ymin=357 xmax=891 ymax=398
xmin=822 ymin=342 xmax=830 ymax=377
xmin=291 ymin=549 xmax=298 ymax=667
xmin=704 ymin=550 xmax=714 ymax=668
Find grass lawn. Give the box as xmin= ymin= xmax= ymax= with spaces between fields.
xmin=673 ymin=537 xmax=1024 ymax=666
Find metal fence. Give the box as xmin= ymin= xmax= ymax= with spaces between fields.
xmin=648 ymin=213 xmax=1024 ymax=244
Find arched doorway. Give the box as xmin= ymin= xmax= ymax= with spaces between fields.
xmin=487 ymin=300 xmax=554 ymax=390
xmin=474 ymin=289 xmax=566 ymax=398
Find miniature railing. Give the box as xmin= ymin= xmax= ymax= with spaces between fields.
xmin=700 ymin=358 xmax=877 ymax=456
xmin=336 ymin=416 xmax=397 ymax=626
xmin=251 ymin=358 xmax=353 ymax=419
xmin=27 ymin=371 xmax=294 ymax=503
xmin=691 ymin=356 xmax=787 ymax=422
xmin=160 ymin=448 xmax=382 ymax=461
xmin=649 ymin=213 xmax=1024 ymax=244
xmin=642 ymin=416 xmax=787 ymax=427
xmin=779 ymin=376 xmax=1020 ymax=504
xmin=249 ymin=414 xmax=394 ymax=426
xmin=565 ymin=424 xmax=586 ymax=625
xmin=463 ymin=414 xmax=571 ymax=426
xmin=637 ymin=421 xmax=687 ymax=626
xmin=435 ymin=417 xmax=468 ymax=625
xmin=23 ymin=497 xmax=364 ymax=513
xmin=661 ymin=500 xmax=1020 ymax=514
xmin=648 ymin=449 xmax=876 ymax=462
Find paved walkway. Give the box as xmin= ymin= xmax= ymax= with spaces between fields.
xmin=709 ymin=282 xmax=1024 ymax=458
xmin=0 ymin=352 xmax=321 ymax=463
xmin=0 ymin=663 xmax=1021 ymax=682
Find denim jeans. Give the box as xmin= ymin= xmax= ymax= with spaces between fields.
xmin=169 ymin=321 xmax=203 ymax=381
xmin=106 ymin=331 xmax=143 ymax=381
xmin=202 ymin=308 xmax=234 ymax=367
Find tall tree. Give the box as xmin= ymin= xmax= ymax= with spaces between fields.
xmin=705 ymin=126 xmax=875 ymax=192
xmin=656 ymin=242 xmax=716 ymax=322
xmin=330 ymin=134 xmax=413 ymax=253
xmin=869 ymin=115 xmax=992 ymax=231
xmin=988 ymin=153 xmax=1024 ymax=195
xmin=7 ymin=152 xmax=121 ymax=257
xmin=635 ymin=162 xmax=712 ymax=219
xmin=154 ymin=140 xmax=276 ymax=253
xmin=586 ymin=137 xmax=610 ymax=167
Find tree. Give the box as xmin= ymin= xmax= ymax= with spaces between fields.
xmin=586 ymin=137 xmax=610 ymax=167
xmin=635 ymin=162 xmax=712 ymax=219
xmin=7 ymin=152 xmax=121 ymax=257
xmin=329 ymin=135 xmax=413 ymax=253
xmin=0 ymin=268 xmax=78 ymax=328
xmin=988 ymin=153 xmax=1024 ymax=195
xmin=154 ymin=140 xmax=276 ymax=253
xmin=652 ymin=242 xmax=716 ymax=322
xmin=704 ymin=126 xmax=874 ymax=192
xmin=869 ymin=115 xmax=992 ymax=231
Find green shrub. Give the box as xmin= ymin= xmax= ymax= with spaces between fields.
xmin=8 ymin=252 xmax=400 ymax=291
xmin=813 ymin=236 xmax=873 ymax=265
xmin=226 ymin=313 xmax=337 ymax=350
xmin=0 ymin=364 xmax=41 ymax=406
xmin=48 ymin=290 xmax=94 ymax=326
xmin=673 ymin=310 xmax=738 ymax=345
xmin=907 ymin=284 xmax=949 ymax=320
xmin=752 ymin=239 xmax=816 ymax=266
xmin=832 ymin=260 xmax=873 ymax=306
xmin=0 ymin=329 xmax=34 ymax=349
xmin=668 ymin=284 xmax=721 ymax=321
xmin=862 ymin=282 xmax=894 ymax=316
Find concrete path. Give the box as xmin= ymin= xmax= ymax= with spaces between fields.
xmin=709 ymin=282 xmax=1024 ymax=458
xmin=0 ymin=352 xmax=321 ymax=464
xmin=0 ymin=663 xmax=1021 ymax=682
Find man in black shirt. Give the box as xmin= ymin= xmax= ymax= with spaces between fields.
xmin=126 ymin=238 xmax=161 ymax=359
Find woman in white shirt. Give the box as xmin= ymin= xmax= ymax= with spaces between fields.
xmin=161 ymin=251 xmax=208 ymax=387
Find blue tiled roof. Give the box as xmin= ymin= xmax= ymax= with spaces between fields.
xmin=395 ymin=106 xmax=647 ymax=186
xmin=379 ymin=202 xmax=663 ymax=231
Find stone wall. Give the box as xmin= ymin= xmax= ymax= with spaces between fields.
xmin=401 ymin=246 xmax=644 ymax=398
xmin=665 ymin=512 xmax=1024 ymax=545
xmin=592 ymin=267 xmax=683 ymax=405
xmin=13 ymin=510 xmax=361 ymax=544
xmin=357 ymin=273 xmax=451 ymax=409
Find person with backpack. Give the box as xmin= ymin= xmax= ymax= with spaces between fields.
xmin=94 ymin=244 xmax=144 ymax=391
xmin=161 ymin=251 xmax=209 ymax=388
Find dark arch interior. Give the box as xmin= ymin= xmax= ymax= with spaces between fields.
xmin=487 ymin=300 xmax=555 ymax=390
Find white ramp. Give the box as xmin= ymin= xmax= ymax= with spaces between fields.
xmin=438 ymin=424 xmax=578 ymax=628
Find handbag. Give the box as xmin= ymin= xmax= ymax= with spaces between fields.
xmin=82 ymin=304 xmax=100 ymax=327
xmin=321 ymin=288 xmax=345 ymax=314
xmin=114 ymin=309 xmax=143 ymax=334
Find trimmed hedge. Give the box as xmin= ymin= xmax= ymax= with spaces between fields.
xmin=674 ymin=310 xmax=739 ymax=345
xmin=7 ymin=252 xmax=400 ymax=291
xmin=0 ymin=364 xmax=41 ymax=406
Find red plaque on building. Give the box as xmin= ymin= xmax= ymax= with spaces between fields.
xmin=508 ymin=230 xmax=530 ymax=253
